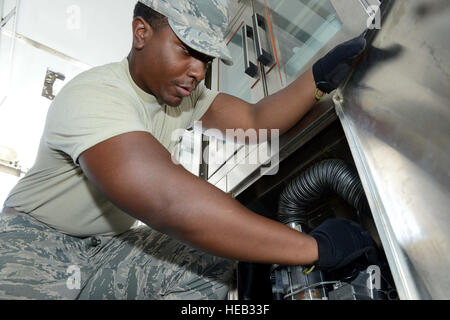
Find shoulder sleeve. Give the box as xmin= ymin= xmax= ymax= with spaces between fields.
xmin=45 ymin=82 xmax=148 ymax=165
xmin=187 ymin=82 xmax=220 ymax=129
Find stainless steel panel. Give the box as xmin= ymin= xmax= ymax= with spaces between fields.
xmin=336 ymin=0 xmax=450 ymax=299
xmin=226 ymin=141 xmax=270 ymax=192
xmin=215 ymin=176 xmax=227 ymax=193
xmin=208 ymin=142 xmax=258 ymax=186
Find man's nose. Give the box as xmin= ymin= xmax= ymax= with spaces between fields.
xmin=187 ymin=58 xmax=206 ymax=83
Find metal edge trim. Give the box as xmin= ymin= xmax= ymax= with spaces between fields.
xmin=333 ymin=92 xmax=421 ymax=300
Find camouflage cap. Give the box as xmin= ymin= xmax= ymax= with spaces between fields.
xmin=137 ymin=0 xmax=233 ymax=66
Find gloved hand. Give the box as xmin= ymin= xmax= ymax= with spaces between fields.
xmin=309 ymin=218 xmax=377 ymax=271
xmin=312 ymin=34 xmax=367 ymax=94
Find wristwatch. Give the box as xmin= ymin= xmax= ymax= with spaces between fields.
xmin=314 ymin=88 xmax=325 ymax=101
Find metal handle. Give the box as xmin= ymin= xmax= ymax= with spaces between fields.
xmin=252 ymin=13 xmax=274 ymax=66
xmin=242 ymin=24 xmax=258 ymax=78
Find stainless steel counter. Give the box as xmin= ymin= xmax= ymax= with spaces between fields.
xmin=335 ymin=0 xmax=450 ymax=299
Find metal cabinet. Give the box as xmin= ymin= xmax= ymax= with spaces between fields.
xmin=207 ymin=0 xmax=375 ymax=194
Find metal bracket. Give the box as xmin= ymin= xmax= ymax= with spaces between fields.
xmin=42 ymin=69 xmax=65 ymax=100
xmin=0 ymin=159 xmax=25 ymax=177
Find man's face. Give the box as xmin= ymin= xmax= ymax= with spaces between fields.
xmin=135 ymin=22 xmax=213 ymax=107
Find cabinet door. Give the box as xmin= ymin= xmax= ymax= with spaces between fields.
xmin=208 ymin=1 xmax=264 ymax=184
xmin=254 ymin=0 xmax=375 ymax=94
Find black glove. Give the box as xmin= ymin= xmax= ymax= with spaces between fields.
xmin=309 ymin=218 xmax=377 ymax=271
xmin=312 ymin=34 xmax=367 ymax=93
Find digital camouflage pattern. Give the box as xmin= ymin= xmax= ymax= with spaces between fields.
xmin=0 ymin=207 xmax=233 ymax=299
xmin=138 ymin=0 xmax=233 ymax=65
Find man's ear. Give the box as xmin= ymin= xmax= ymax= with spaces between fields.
xmin=132 ymin=17 xmax=154 ymax=50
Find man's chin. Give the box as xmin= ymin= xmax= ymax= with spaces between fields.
xmin=163 ymin=96 xmax=183 ymax=107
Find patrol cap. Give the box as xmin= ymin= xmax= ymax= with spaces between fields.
xmin=137 ymin=0 xmax=233 ymax=66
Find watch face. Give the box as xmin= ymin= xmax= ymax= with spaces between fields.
xmin=315 ymin=88 xmax=325 ymax=101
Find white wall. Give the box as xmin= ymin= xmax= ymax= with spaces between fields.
xmin=16 ymin=0 xmax=136 ymax=66
xmin=0 ymin=0 xmax=138 ymax=207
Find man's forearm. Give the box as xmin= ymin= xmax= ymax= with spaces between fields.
xmin=163 ymin=169 xmax=319 ymax=266
xmin=253 ymin=68 xmax=321 ymax=135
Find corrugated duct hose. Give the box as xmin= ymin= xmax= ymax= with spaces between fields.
xmin=268 ymin=159 xmax=396 ymax=300
xmin=240 ymin=159 xmax=381 ymax=300
xmin=277 ymin=159 xmax=370 ymax=229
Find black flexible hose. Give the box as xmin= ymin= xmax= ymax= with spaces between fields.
xmin=277 ymin=159 xmax=369 ymax=226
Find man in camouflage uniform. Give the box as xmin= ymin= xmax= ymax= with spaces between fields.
xmin=0 ymin=0 xmax=375 ymax=299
